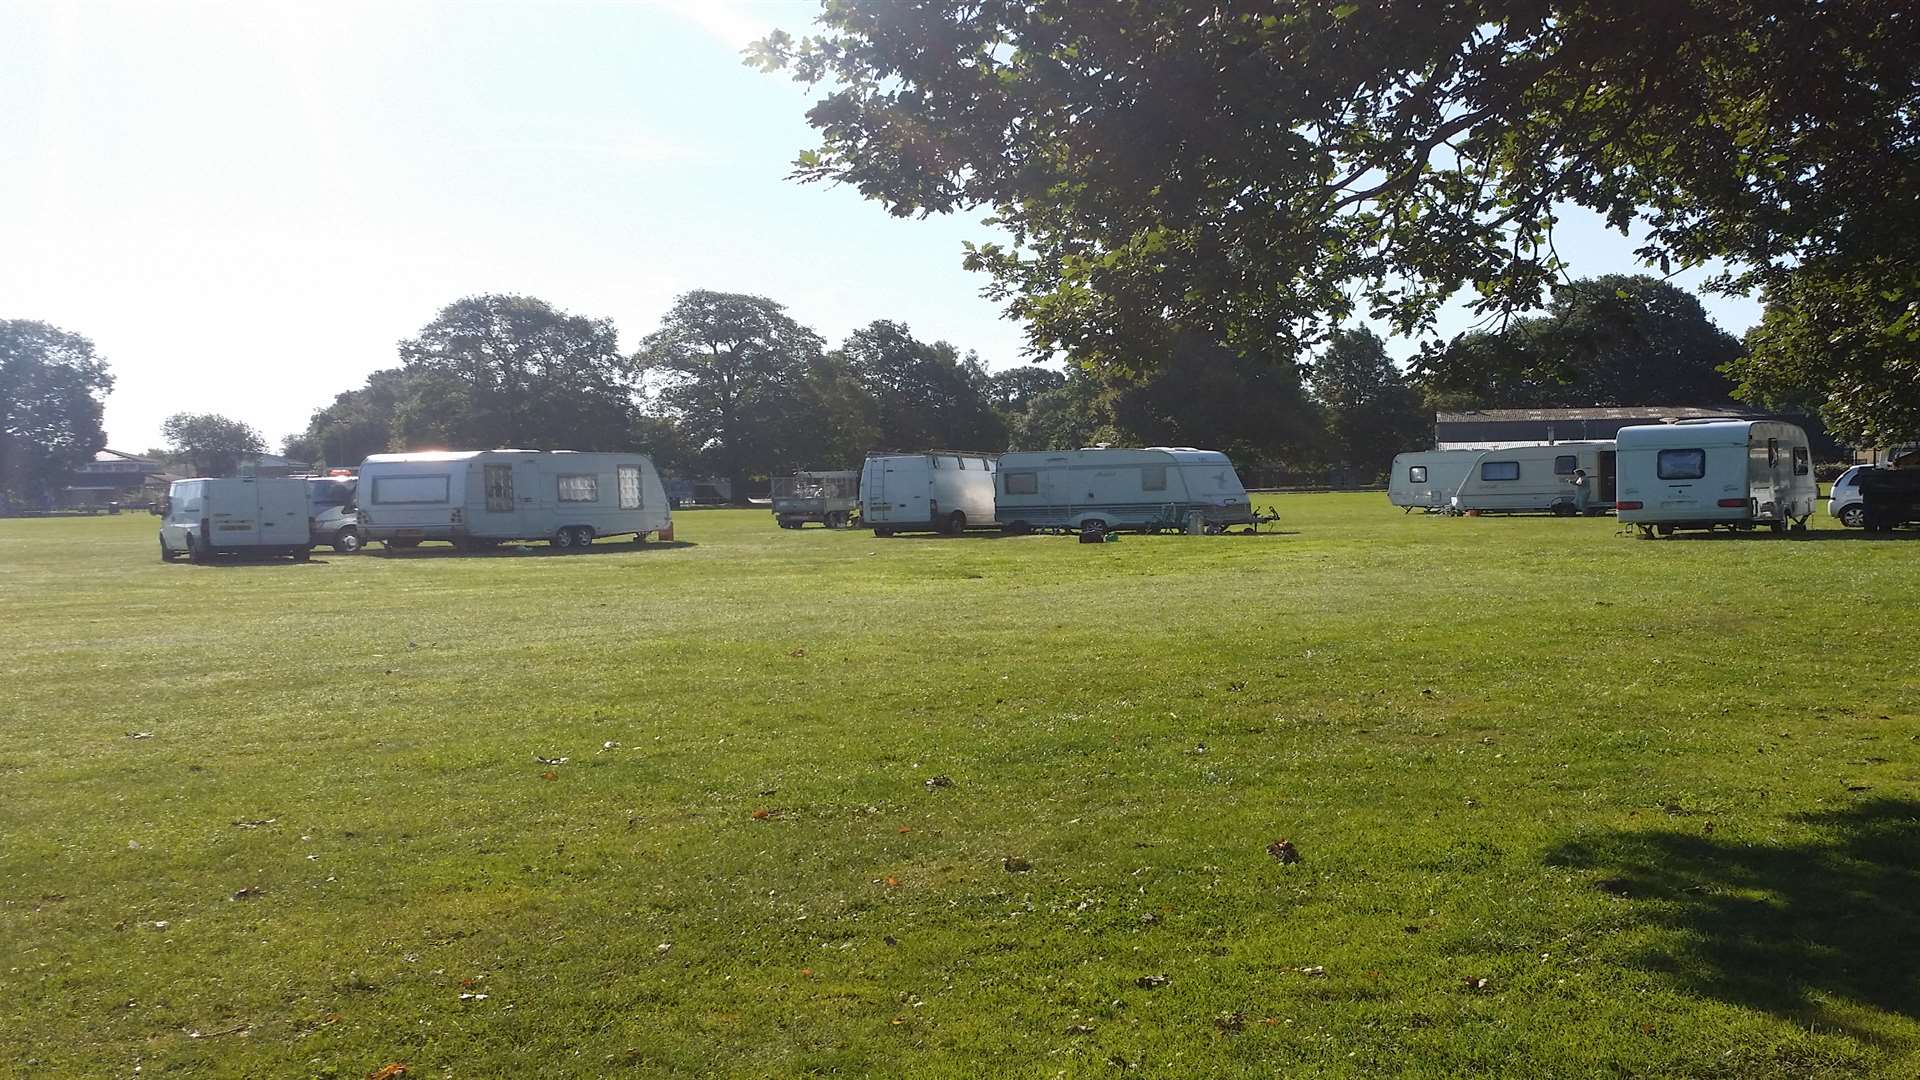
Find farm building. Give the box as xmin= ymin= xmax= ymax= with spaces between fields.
xmin=58 ymin=449 xmax=178 ymax=509
xmin=1433 ymin=407 xmax=1756 ymax=450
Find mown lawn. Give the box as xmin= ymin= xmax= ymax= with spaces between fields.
xmin=2 ymin=496 xmax=1916 ymax=1078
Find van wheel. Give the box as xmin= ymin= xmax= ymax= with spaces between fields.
xmin=1838 ymin=504 xmax=1865 ymax=528
xmin=943 ymin=511 xmax=967 ymax=535
xmin=874 ymin=526 xmax=894 ymax=538
xmin=187 ymin=537 xmax=209 ymax=563
xmin=293 ymin=547 xmax=311 ymax=562
xmin=159 ymin=537 xmax=177 ymax=562
xmin=333 ymin=527 xmax=362 ymax=553
xmin=552 ymin=527 xmax=575 ymax=550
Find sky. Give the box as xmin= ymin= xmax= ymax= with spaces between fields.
xmin=0 ymin=0 xmax=1763 ymax=452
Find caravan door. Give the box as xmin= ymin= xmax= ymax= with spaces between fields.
xmin=1041 ymin=455 xmax=1077 ymax=523
xmin=481 ymin=461 xmax=521 ymax=537
xmin=1598 ymin=450 xmax=1617 ymax=505
xmin=1750 ymin=437 xmax=1781 ymax=520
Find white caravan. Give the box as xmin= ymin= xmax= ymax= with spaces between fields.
xmin=158 ymin=477 xmax=311 ymax=562
xmin=860 ymin=451 xmax=998 ymax=535
xmin=356 ymin=450 xmax=671 ymax=551
xmin=994 ymin=447 xmax=1254 ymax=533
xmin=1444 ymin=442 xmax=1616 ymax=515
xmin=1388 ymin=451 xmax=1479 ymax=511
xmin=1615 ymin=420 xmax=1817 ymax=535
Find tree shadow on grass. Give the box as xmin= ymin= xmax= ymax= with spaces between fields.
xmin=1543 ymin=800 xmax=1920 ymax=1040
xmin=1653 ymin=529 xmax=1920 ymax=542
xmin=374 ymin=540 xmax=697 ymax=559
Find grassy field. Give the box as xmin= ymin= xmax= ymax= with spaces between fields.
xmin=3 ymin=496 xmax=1916 ymax=1078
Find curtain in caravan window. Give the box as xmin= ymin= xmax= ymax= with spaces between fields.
xmin=557 ymin=474 xmax=598 ymax=502
xmin=618 ymin=465 xmax=643 ymax=509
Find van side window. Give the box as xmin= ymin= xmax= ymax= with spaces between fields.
xmin=1004 ymin=471 xmax=1039 ymax=495
xmin=1657 ymin=448 xmax=1707 ymax=480
xmin=557 ymin=475 xmax=598 ymax=502
xmin=617 ymin=465 xmax=643 ymax=509
xmin=1553 ymin=455 xmax=1577 ymax=475
xmin=1408 ymin=466 xmax=1427 ymax=483
xmin=1142 ymin=465 xmax=1167 ymax=491
xmin=1480 ymin=461 xmax=1520 ymax=481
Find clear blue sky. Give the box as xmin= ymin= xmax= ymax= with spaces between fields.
xmin=1 ymin=0 xmax=1762 ymax=451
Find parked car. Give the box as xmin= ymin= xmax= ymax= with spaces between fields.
xmin=158 ymin=477 xmax=311 ymax=562
xmin=1828 ymin=465 xmax=1871 ymax=528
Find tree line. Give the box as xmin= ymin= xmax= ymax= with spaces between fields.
xmin=4 ymin=272 xmax=1773 ymax=505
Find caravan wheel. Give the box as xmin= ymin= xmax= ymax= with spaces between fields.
xmin=552 ymin=527 xmax=576 ymax=550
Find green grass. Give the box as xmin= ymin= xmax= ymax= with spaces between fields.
xmin=3 ymin=497 xmax=1916 ymax=1078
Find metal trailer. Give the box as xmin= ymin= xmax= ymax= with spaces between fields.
xmin=771 ymin=470 xmax=860 ymax=529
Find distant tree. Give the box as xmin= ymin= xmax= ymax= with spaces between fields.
xmin=1107 ymin=335 xmax=1317 ymax=465
xmin=1006 ymin=369 xmax=1117 ymax=451
xmin=396 ymin=294 xmax=637 ymax=451
xmin=1310 ymin=329 xmax=1432 ymax=482
xmin=784 ymin=351 xmax=879 ymax=467
xmin=838 ymin=321 xmax=1005 ymax=451
xmin=1416 ymin=276 xmax=1743 ymax=408
xmin=1730 ymin=265 xmax=1920 ymax=446
xmin=987 ymin=367 xmax=1067 ymax=412
xmin=638 ymin=291 xmax=826 ymax=499
xmin=298 ymin=368 xmax=412 ymax=467
xmin=162 ymin=412 xmax=265 ymax=477
xmin=279 ymin=434 xmax=319 ymax=464
xmin=0 ymin=320 xmax=113 ymax=506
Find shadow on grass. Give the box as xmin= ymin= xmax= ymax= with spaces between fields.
xmin=374 ymin=540 xmax=698 ymax=559
xmin=1649 ymin=529 xmax=1920 ymax=542
xmin=1544 ymin=800 xmax=1920 ymax=1036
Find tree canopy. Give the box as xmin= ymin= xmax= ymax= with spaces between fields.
xmin=1415 ymin=275 xmax=1744 ymax=409
xmin=1311 ymin=328 xmax=1432 ymax=482
xmin=396 ymin=294 xmax=637 ymax=451
xmin=837 ymin=320 xmax=1006 ymax=451
xmin=755 ymin=2 xmax=1919 ymax=432
xmin=638 ymin=291 xmax=829 ymax=499
xmin=162 ymin=412 xmax=265 ymax=478
xmin=0 ymin=320 xmax=113 ymax=505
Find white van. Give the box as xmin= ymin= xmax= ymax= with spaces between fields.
xmin=158 ymin=477 xmax=311 ymax=562
xmin=1615 ymin=420 xmax=1817 ymax=535
xmin=860 ymin=452 xmax=998 ymax=536
xmin=356 ymin=450 xmax=672 ymax=551
xmin=305 ymin=475 xmax=361 ymax=552
xmin=995 ymin=447 xmax=1254 ymax=533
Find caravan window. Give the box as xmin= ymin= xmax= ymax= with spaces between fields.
xmin=1657 ymin=449 xmax=1707 ymax=480
xmin=1408 ymin=466 xmax=1427 ymax=484
xmin=1480 ymin=461 xmax=1520 ymax=481
xmin=557 ymin=474 xmax=598 ymax=502
xmin=1142 ymin=465 xmax=1167 ymax=491
xmin=1004 ymin=471 xmax=1039 ymax=495
xmin=617 ymin=465 xmax=644 ymax=509
xmin=372 ymin=475 xmax=449 ymax=504
xmin=1791 ymin=445 xmax=1810 ymax=476
xmin=1553 ymin=455 xmax=1578 ymax=475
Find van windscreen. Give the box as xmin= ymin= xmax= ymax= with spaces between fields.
xmin=371 ymin=474 xmax=449 ymax=504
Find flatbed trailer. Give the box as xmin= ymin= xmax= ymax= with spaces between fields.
xmin=771 ymin=470 xmax=859 ymax=529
